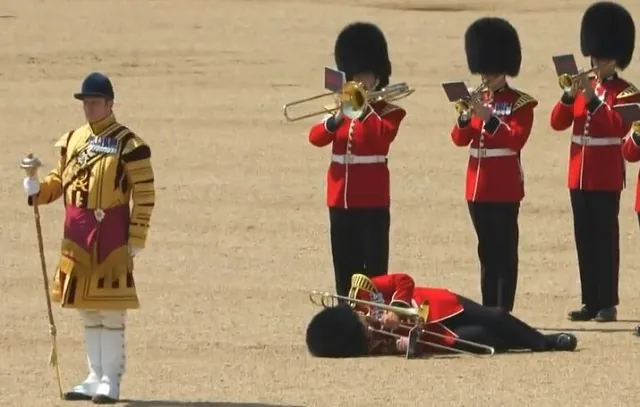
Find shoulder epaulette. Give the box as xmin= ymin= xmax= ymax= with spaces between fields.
xmin=617 ymin=84 xmax=640 ymax=99
xmin=121 ymin=132 xmax=147 ymax=155
xmin=511 ymin=90 xmax=538 ymax=112
xmin=379 ymin=102 xmax=404 ymax=116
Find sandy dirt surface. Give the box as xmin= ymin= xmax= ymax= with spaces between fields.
xmin=2 ymin=0 xmax=640 ymax=406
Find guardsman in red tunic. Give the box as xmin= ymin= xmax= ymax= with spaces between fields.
xmin=549 ymin=2 xmax=640 ymax=322
xmin=450 ymin=17 xmax=537 ymax=312
xmin=308 ymin=22 xmax=406 ymax=297
xmin=622 ymin=123 xmax=640 ymax=221
xmin=621 ymin=117 xmax=640 ymax=336
xmin=305 ymin=273 xmax=577 ymax=357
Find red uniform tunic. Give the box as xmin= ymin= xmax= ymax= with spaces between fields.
xmin=450 ymin=86 xmax=537 ymax=202
xmin=363 ymin=274 xmax=464 ymax=346
xmin=308 ymin=101 xmax=406 ymax=208
xmin=550 ymin=76 xmax=640 ymax=191
xmin=622 ymin=133 xmax=640 ymax=211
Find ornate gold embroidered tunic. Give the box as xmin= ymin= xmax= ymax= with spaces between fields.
xmin=30 ymin=114 xmax=155 ymax=309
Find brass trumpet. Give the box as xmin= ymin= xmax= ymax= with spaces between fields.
xmin=454 ymin=80 xmax=490 ymax=117
xmin=308 ymin=290 xmax=495 ymax=357
xmin=558 ymin=61 xmax=616 ymax=92
xmin=283 ymin=81 xmax=414 ymax=122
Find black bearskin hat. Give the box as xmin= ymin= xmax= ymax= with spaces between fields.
xmin=334 ymin=22 xmax=392 ymax=89
xmin=305 ymin=305 xmax=369 ymax=358
xmin=580 ymin=1 xmax=635 ymax=70
xmin=464 ymin=17 xmax=522 ymax=77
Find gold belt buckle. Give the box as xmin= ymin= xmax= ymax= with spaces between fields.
xmin=95 ymin=208 xmax=105 ymax=222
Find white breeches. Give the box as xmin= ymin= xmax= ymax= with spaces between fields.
xmin=79 ymin=310 xmax=126 ymax=329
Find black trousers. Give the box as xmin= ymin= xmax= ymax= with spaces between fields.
xmin=569 ymin=189 xmax=620 ymax=309
xmin=329 ymin=207 xmax=390 ymax=297
xmin=467 ymin=202 xmax=520 ymax=311
xmin=443 ymin=296 xmax=551 ymax=352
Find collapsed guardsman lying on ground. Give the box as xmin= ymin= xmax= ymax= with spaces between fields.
xmin=306 ymin=273 xmax=577 ymax=357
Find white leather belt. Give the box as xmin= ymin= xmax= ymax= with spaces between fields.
xmin=571 ymin=135 xmax=621 ymax=146
xmin=331 ymin=154 xmax=387 ymax=164
xmin=469 ymin=148 xmax=517 ymax=158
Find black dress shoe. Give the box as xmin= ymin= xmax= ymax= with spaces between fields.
xmin=63 ymin=391 xmax=92 ymax=401
xmin=594 ymin=307 xmax=617 ymax=322
xmin=554 ymin=333 xmax=578 ymax=351
xmin=567 ymin=306 xmax=597 ymax=321
xmin=92 ymin=395 xmax=118 ymax=404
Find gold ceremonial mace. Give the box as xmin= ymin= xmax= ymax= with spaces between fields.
xmin=20 ymin=153 xmax=64 ymax=400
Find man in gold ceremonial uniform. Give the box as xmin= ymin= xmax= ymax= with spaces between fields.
xmin=22 ymin=72 xmax=155 ymax=404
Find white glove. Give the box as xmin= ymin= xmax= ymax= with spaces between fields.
xmin=23 ymin=177 xmax=40 ymax=196
xmin=128 ymin=246 xmax=142 ymax=257
xmin=396 ymin=337 xmax=409 ymax=352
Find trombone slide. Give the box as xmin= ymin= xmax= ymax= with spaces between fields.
xmin=368 ymin=326 xmax=492 ymax=358
xmin=282 ymin=91 xmax=338 ymax=122
xmin=397 ymin=322 xmax=495 ymax=356
xmin=367 ymin=315 xmax=494 ymax=357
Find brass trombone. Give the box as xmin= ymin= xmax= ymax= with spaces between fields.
xmin=367 ymin=322 xmax=493 ymax=358
xmin=558 ymin=60 xmax=616 ymax=92
xmin=309 ymin=290 xmax=429 ymax=322
xmin=393 ymin=321 xmax=494 ymax=357
xmin=283 ymin=81 xmax=414 ymax=122
xmin=308 ymin=290 xmax=495 ymax=357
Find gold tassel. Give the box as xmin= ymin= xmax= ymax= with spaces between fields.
xmin=48 ymin=325 xmax=64 ymax=399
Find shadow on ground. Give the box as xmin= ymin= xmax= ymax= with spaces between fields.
xmin=536 ymin=326 xmax=638 ymax=333
xmin=122 ymin=401 xmax=302 ymax=407
xmin=534 ymin=318 xmax=640 ymax=333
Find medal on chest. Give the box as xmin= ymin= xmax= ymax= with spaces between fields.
xmin=72 ymin=135 xmax=118 ymax=177
xmin=369 ymin=292 xmax=385 ymax=320
xmin=77 ymin=150 xmax=91 ymax=166
xmin=493 ymin=101 xmax=512 ymax=116
xmin=88 ymin=135 xmax=119 ymax=155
